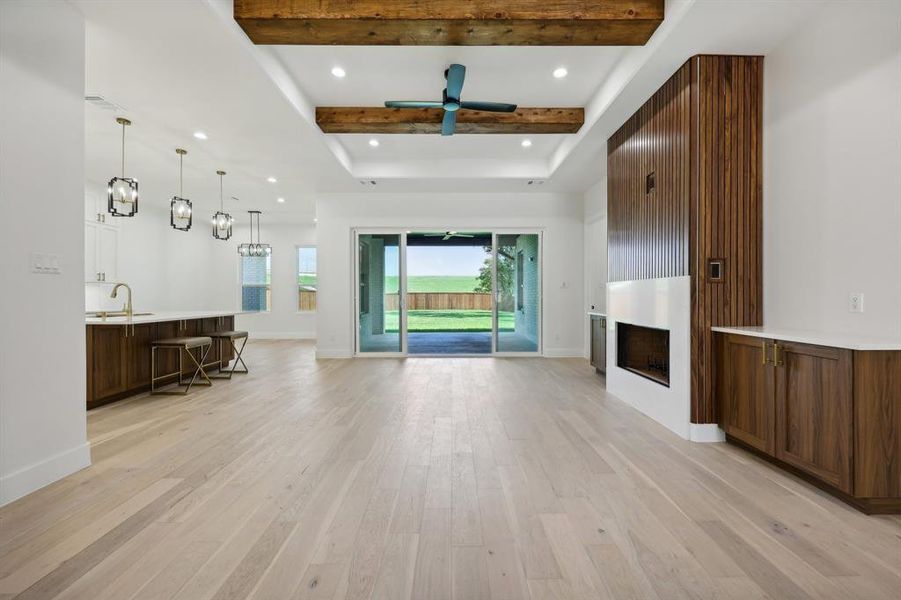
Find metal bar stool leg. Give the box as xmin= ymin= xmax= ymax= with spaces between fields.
xmin=229 ymin=337 xmax=249 ymax=376
xmin=182 ymin=343 xmax=213 ymax=393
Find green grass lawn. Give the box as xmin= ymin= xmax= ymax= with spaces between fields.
xmin=385 ymin=310 xmax=513 ymax=332
xmin=298 ymin=275 xmax=317 ymax=287
xmin=384 ymin=275 xmax=480 ymax=294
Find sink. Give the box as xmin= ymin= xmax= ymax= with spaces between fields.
xmin=88 ymin=311 xmax=154 ymax=318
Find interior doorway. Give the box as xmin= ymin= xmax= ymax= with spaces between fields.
xmin=354 ymin=230 xmax=542 ymax=356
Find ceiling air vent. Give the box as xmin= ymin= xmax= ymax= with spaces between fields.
xmin=84 ymin=95 xmax=126 ymax=112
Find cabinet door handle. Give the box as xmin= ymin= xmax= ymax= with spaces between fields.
xmin=761 ymin=341 xmax=768 ymax=365
xmin=773 ymin=342 xmax=783 ymax=366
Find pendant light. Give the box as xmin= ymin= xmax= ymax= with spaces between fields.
xmin=238 ymin=210 xmax=271 ymax=257
xmin=211 ymin=170 xmax=234 ymax=240
xmin=107 ymin=117 xmax=139 ymax=217
xmin=169 ymin=148 xmax=192 ymax=231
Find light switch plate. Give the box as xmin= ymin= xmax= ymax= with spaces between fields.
xmin=849 ymin=292 xmax=864 ymax=313
xmin=31 ymin=252 xmax=61 ymax=275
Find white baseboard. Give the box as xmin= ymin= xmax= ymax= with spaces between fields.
xmin=249 ymin=331 xmax=316 ymax=340
xmin=543 ymin=347 xmax=584 ymax=358
xmin=0 ymin=442 xmax=91 ymax=507
xmin=689 ymin=423 xmax=726 ymax=443
xmin=315 ymin=347 xmax=353 ymax=359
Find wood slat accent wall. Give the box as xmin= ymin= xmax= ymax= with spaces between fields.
xmin=607 ymin=62 xmax=691 ymax=281
xmin=607 ymin=55 xmax=763 ymax=424
xmin=691 ymin=55 xmax=763 ymax=424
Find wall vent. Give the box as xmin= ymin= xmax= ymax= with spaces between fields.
xmin=84 ymin=95 xmax=126 ymax=112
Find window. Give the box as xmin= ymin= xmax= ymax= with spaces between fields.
xmin=297 ymin=246 xmax=317 ymax=311
xmin=516 ymin=250 xmax=524 ymax=311
xmin=241 ymin=255 xmax=271 ymax=312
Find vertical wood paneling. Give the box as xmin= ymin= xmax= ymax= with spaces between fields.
xmin=607 ymin=55 xmax=763 ymax=424
xmin=607 ymin=62 xmax=692 ymax=282
xmin=692 ymin=55 xmax=764 ymax=424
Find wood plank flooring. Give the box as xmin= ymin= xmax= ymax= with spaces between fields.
xmin=1 ymin=340 xmax=900 ymax=599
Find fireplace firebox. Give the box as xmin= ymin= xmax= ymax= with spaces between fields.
xmin=617 ymin=322 xmax=670 ymax=387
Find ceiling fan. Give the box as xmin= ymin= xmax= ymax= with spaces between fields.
xmin=385 ymin=64 xmax=517 ymax=136
xmin=424 ymin=231 xmax=475 ymax=241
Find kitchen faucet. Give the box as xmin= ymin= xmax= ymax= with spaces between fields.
xmin=110 ymin=283 xmax=133 ymax=319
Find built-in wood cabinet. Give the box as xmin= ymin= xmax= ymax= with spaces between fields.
xmin=87 ymin=315 xmax=235 ymax=408
xmin=589 ymin=315 xmax=606 ymax=375
xmin=718 ymin=334 xmax=773 ymax=454
xmin=774 ymin=341 xmax=853 ymax=493
xmin=717 ymin=332 xmax=899 ymax=512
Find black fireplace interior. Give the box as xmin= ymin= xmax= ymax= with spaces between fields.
xmin=617 ymin=322 xmax=670 ymax=387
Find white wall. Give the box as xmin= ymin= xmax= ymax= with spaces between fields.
xmin=234 ymin=223 xmax=317 ymax=339
xmin=764 ymin=0 xmax=901 ymax=337
xmin=0 ymin=1 xmax=90 ymax=505
xmin=315 ymin=193 xmax=585 ymax=358
xmin=84 ymin=188 xmax=236 ymax=313
xmin=583 ymin=179 xmax=608 ymax=355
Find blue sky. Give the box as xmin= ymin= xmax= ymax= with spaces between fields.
xmin=384 ymin=246 xmax=488 ymax=276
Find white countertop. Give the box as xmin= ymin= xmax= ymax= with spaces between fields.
xmin=86 ymin=310 xmax=241 ymax=326
xmin=711 ymin=326 xmax=901 ymax=351
xmin=587 ymin=311 xmax=606 ymax=317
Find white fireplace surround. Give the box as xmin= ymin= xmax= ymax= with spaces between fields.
xmin=606 ymin=276 xmax=724 ymax=442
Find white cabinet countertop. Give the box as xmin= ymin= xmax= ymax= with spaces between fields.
xmin=711 ymin=326 xmax=901 ymax=351
xmin=86 ymin=310 xmax=242 ymax=326
xmin=587 ymin=311 xmax=606 ymax=317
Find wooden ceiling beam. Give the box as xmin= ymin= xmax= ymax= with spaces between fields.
xmin=315 ymin=107 xmax=585 ymax=134
xmin=234 ymin=1 xmax=664 ymax=46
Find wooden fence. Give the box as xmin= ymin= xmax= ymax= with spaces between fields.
xmin=298 ymin=289 xmax=317 ymax=311
xmin=384 ymin=292 xmax=491 ymax=311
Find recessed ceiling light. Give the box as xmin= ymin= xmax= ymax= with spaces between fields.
xmin=553 ymin=67 xmax=568 ymax=79
xmin=267 ymin=176 xmax=277 ymax=183
xmin=193 ymin=131 xmax=207 ymax=140
xmin=277 ymin=197 xmax=285 ymax=203
xmin=368 ymin=138 xmax=380 ymax=147
xmin=313 ymin=218 xmax=318 ymax=223
xmin=331 ymin=66 xmax=346 ymax=78
xmin=521 ymin=139 xmax=533 ymax=148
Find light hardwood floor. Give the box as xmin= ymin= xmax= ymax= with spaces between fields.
xmin=1 ymin=340 xmax=900 ymax=599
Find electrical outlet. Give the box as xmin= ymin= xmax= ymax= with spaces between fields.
xmin=849 ymin=293 xmax=864 ymax=313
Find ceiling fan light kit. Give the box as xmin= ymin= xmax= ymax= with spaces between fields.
xmin=107 ymin=117 xmax=139 ymax=217
xmin=385 ymin=64 xmax=517 ymax=136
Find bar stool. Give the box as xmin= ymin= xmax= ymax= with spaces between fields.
xmin=150 ymin=336 xmax=213 ymax=395
xmin=202 ymin=330 xmax=249 ymax=379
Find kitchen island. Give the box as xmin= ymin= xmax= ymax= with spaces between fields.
xmin=86 ymin=310 xmax=240 ymax=408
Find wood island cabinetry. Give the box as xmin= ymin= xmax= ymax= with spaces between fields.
xmin=86 ymin=315 xmax=235 ymax=409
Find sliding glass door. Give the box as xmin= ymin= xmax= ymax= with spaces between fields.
xmin=356 ymin=232 xmax=405 ymax=354
xmin=494 ymin=233 xmax=541 ymax=353
xmin=354 ymin=230 xmax=540 ymax=355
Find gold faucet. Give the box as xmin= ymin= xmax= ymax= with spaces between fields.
xmin=110 ymin=283 xmax=133 ymax=319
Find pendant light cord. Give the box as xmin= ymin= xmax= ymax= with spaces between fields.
xmin=179 ymin=153 xmax=183 ymax=197
xmin=121 ymin=121 xmax=126 ymax=177
xmin=219 ymin=174 xmax=224 ymax=211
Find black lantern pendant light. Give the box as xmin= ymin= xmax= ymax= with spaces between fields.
xmin=169 ymin=148 xmax=192 ymax=231
xmin=107 ymin=117 xmax=139 ymax=217
xmin=212 ymin=170 xmax=234 ymax=240
xmin=237 ymin=210 xmax=271 ymax=257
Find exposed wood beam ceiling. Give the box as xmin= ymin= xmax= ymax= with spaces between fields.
xmin=234 ymin=0 xmax=664 ymax=46
xmin=316 ymin=107 xmax=584 ymax=134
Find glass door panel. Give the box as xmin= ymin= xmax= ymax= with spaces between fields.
xmin=495 ymin=233 xmax=540 ymax=353
xmin=358 ymin=233 xmax=403 ymax=353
